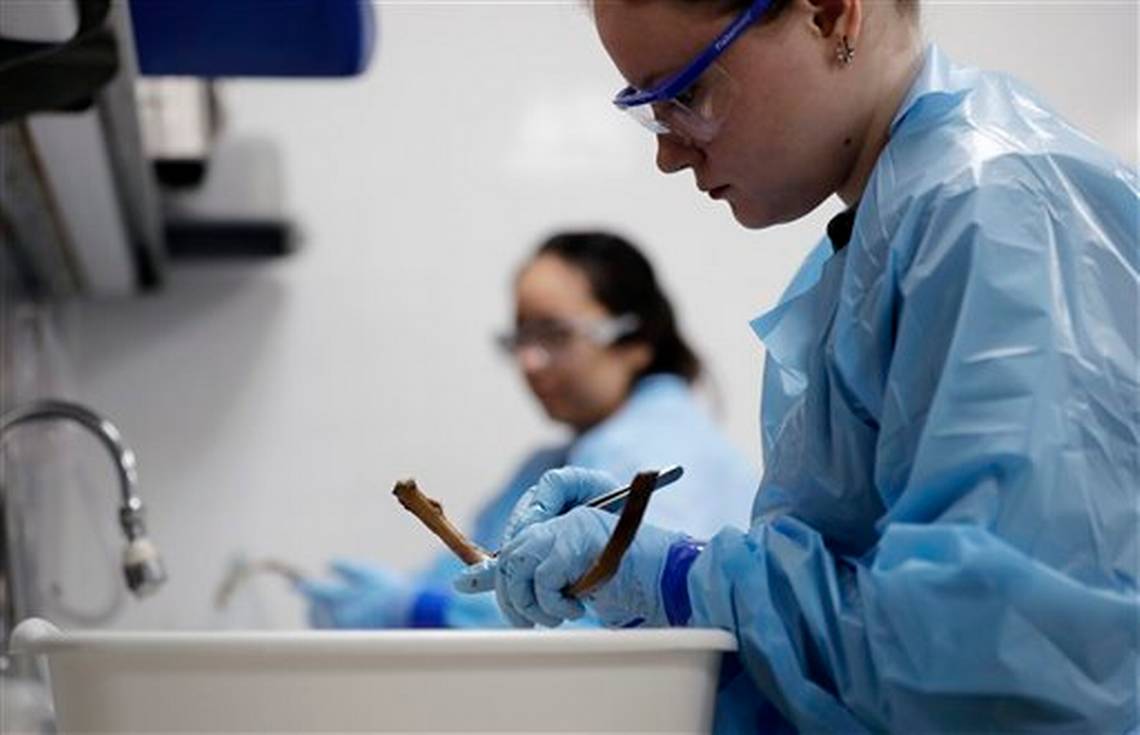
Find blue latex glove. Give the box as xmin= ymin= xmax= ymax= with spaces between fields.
xmin=500 ymin=466 xmax=620 ymax=543
xmin=295 ymin=559 xmax=414 ymax=629
xmin=456 ymin=506 xmax=687 ymax=628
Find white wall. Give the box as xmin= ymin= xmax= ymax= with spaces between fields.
xmin=59 ymin=2 xmax=1136 ymax=630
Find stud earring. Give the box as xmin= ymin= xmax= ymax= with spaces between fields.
xmin=836 ymin=35 xmax=855 ymax=66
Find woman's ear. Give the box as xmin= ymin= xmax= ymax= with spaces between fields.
xmin=618 ymin=341 xmax=654 ymax=375
xmin=805 ymin=0 xmax=860 ymax=41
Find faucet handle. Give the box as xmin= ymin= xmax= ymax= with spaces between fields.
xmin=123 ymin=537 xmax=167 ymax=597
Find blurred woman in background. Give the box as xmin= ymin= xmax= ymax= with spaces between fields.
xmin=297 ymin=230 xmax=758 ymax=628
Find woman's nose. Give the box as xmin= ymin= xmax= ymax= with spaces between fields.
xmin=516 ymin=344 xmax=552 ymax=373
xmin=656 ymin=134 xmax=700 ymax=174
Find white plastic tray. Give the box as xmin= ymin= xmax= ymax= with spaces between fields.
xmin=10 ymin=618 xmax=736 ymax=733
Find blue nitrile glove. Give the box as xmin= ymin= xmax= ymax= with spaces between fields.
xmin=455 ymin=506 xmax=700 ymax=629
xmin=500 ymin=467 xmax=620 ymax=544
xmin=296 ymin=559 xmax=415 ymax=629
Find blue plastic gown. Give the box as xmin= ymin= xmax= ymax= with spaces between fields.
xmin=691 ymin=45 xmax=1139 ymax=732
xmin=413 ymin=373 xmax=758 ymax=627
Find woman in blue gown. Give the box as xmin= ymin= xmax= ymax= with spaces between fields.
xmin=459 ymin=1 xmax=1139 ymax=730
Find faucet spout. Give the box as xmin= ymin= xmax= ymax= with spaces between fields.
xmin=0 ymin=400 xmax=167 ymax=597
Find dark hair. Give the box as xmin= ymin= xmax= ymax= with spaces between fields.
xmin=534 ymin=231 xmax=702 ymax=384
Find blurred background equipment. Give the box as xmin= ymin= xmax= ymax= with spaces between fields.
xmin=1 ymin=0 xmax=163 ymax=296
xmin=0 ymin=0 xmax=378 ymax=296
xmin=1 ymin=4 xmax=376 ymax=728
xmin=129 ymin=0 xmax=375 ymax=78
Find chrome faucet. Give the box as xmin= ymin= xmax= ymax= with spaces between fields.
xmin=0 ymin=400 xmax=166 ymax=638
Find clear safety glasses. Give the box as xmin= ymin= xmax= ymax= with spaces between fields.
xmin=496 ymin=314 xmax=640 ymax=367
xmin=612 ymin=0 xmax=772 ymax=144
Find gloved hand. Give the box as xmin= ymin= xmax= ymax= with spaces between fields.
xmin=455 ymin=506 xmax=686 ymax=628
xmin=500 ymin=467 xmax=620 ymax=544
xmin=296 ymin=559 xmax=415 ymax=629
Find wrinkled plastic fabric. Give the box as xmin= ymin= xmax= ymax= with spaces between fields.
xmin=384 ymin=373 xmax=756 ymax=628
xmin=691 ymin=45 xmax=1140 ymax=732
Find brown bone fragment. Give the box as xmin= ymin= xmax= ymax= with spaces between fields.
xmin=392 ymin=479 xmax=491 ymax=565
xmin=562 ymin=470 xmax=657 ymax=598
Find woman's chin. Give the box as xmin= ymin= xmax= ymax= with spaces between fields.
xmin=728 ymin=198 xmax=777 ymax=230
xmin=726 ymin=192 xmax=805 ymax=230
xmin=538 ymin=397 xmax=569 ymax=423
xmin=541 ymin=401 xmax=593 ymax=433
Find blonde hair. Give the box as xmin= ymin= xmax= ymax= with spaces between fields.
xmin=682 ymin=0 xmax=919 ymax=23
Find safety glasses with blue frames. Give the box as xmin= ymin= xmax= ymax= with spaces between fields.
xmin=612 ymin=0 xmax=772 ymax=144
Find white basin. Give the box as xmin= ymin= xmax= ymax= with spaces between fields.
xmin=10 ymin=618 xmax=736 ymax=733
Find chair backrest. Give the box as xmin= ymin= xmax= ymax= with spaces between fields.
xmin=129 ymin=0 xmax=376 ymax=77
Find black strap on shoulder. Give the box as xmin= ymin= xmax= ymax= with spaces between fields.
xmin=827 ymin=206 xmax=858 ymax=253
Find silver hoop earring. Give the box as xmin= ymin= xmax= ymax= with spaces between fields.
xmin=836 ymin=35 xmax=855 ymax=66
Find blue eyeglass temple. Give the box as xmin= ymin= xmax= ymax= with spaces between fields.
xmin=613 ymin=0 xmax=773 ymax=110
